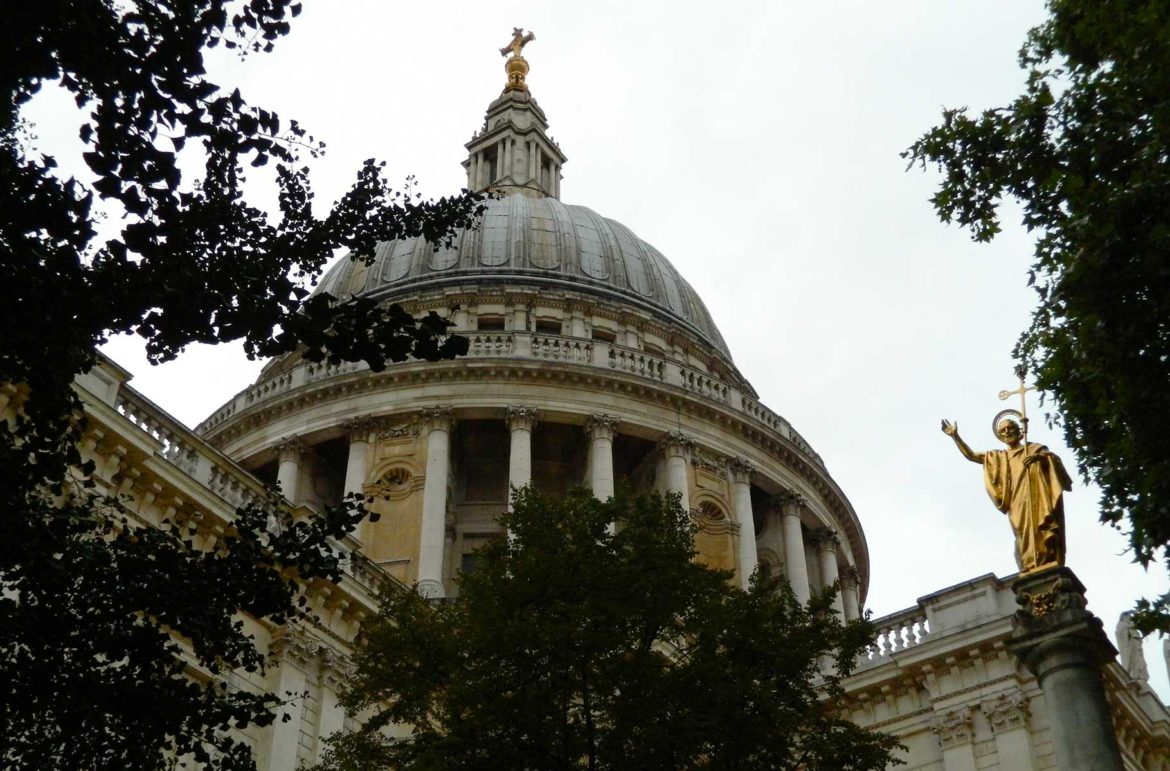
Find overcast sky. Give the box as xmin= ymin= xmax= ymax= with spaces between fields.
xmin=26 ymin=1 xmax=1170 ymax=698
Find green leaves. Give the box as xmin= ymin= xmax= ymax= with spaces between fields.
xmin=907 ymin=0 xmax=1170 ymax=626
xmin=320 ymin=489 xmax=900 ymax=771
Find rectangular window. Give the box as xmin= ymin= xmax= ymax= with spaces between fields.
xmin=534 ymin=319 xmax=562 ymax=335
xmin=477 ymin=316 xmax=505 ymax=331
xmin=591 ymin=328 xmax=617 ymax=343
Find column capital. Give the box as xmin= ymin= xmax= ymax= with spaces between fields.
xmin=728 ymin=456 xmax=755 ymax=484
xmin=774 ymin=488 xmax=808 ymax=518
xmin=270 ymin=624 xmax=322 ymax=669
xmin=662 ymin=431 xmax=695 ymax=459
xmin=929 ymin=707 xmax=974 ymax=749
xmin=810 ymin=528 xmax=840 ymax=552
xmin=839 ymin=563 xmax=860 ymax=587
xmin=981 ymin=691 xmax=1030 ymax=734
xmin=586 ymin=413 xmax=620 ymax=441
xmin=505 ymin=405 xmax=539 ymax=432
xmin=321 ymin=649 xmax=357 ymax=692
xmin=343 ymin=416 xmax=375 ymax=443
xmin=421 ymin=406 xmax=455 ymax=432
xmin=274 ymin=435 xmax=304 ymax=462
xmin=1007 ymin=566 xmax=1118 ymax=676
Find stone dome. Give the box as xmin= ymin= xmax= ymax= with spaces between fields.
xmin=314 ymin=194 xmax=733 ymax=360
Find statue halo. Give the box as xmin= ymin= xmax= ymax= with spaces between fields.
xmin=991 ymin=408 xmax=1023 ymax=439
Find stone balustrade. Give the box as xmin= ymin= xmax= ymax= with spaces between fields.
xmin=110 ymin=384 xmax=382 ymax=594
xmin=196 ymin=333 xmax=825 ymax=470
xmin=862 ymin=607 xmax=932 ymax=667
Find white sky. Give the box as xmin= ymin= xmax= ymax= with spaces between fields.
xmin=26 ymin=1 xmax=1169 ymax=698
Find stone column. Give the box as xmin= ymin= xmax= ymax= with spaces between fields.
xmin=840 ymin=565 xmax=861 ymax=621
xmin=982 ymin=692 xmax=1036 ymax=771
xmin=662 ymin=432 xmax=694 ymax=513
xmin=812 ymin=529 xmax=844 ymax=616
xmin=1006 ymin=568 xmax=1124 ymax=771
xmin=418 ymin=407 xmax=454 ymax=599
xmin=342 ymin=418 xmax=372 ymax=498
xmin=587 ymin=414 xmax=619 ymax=501
xmin=778 ymin=492 xmax=811 ymax=604
xmin=506 ymin=406 xmax=538 ymax=504
xmin=931 ymin=708 xmax=977 ymax=771
xmin=275 ymin=436 xmax=303 ymax=504
xmin=729 ymin=457 xmax=758 ymax=591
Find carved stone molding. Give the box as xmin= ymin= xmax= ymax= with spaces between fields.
xmin=505 ymin=405 xmax=539 ymax=432
xmin=662 ymin=431 xmax=696 ymax=459
xmin=810 ymin=528 xmax=841 ymax=552
xmin=420 ymin=406 xmax=455 ymax=433
xmin=586 ymin=413 xmax=619 ymax=441
xmin=981 ymin=691 xmax=1030 ymax=734
xmin=372 ymin=415 xmax=422 ymax=440
xmin=839 ymin=564 xmax=861 ymax=588
xmin=690 ymin=449 xmax=727 ymax=477
xmin=342 ymin=416 xmax=375 ymax=443
xmin=728 ymin=456 xmax=755 ymax=485
xmin=321 ymin=649 xmax=357 ymax=692
xmin=693 ymin=500 xmax=738 ymax=535
xmin=270 ymin=625 xmax=322 ymax=670
xmin=273 ymin=435 xmax=304 ymax=462
xmin=930 ymin=708 xmax=974 ymax=749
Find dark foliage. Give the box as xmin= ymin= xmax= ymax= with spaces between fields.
xmin=318 ymin=488 xmax=901 ymax=771
xmin=1 ymin=1 xmax=481 ymax=767
xmin=905 ymin=1 xmax=1170 ymax=628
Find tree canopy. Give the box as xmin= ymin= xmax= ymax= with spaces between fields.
xmin=904 ymin=0 xmax=1170 ymax=627
xmin=319 ymin=488 xmax=900 ymax=771
xmin=2 ymin=1 xmax=481 ymax=767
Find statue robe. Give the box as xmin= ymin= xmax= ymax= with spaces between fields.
xmin=982 ymin=442 xmax=1073 ymax=572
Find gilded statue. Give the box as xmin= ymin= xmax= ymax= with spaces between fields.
xmin=941 ymin=415 xmax=1073 ymax=573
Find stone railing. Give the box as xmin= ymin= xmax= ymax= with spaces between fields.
xmin=109 ymin=382 xmax=381 ymax=598
xmin=852 ymin=574 xmax=1017 ymax=672
xmin=196 ymin=332 xmax=825 ymax=469
xmin=860 ymin=606 xmax=932 ymax=668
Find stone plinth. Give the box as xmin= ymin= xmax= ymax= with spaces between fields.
xmin=1006 ymin=567 xmax=1123 ymax=771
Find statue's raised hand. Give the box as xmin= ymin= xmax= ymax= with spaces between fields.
xmin=941 ymin=419 xmax=959 ymax=437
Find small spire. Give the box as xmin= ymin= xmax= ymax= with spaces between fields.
xmin=500 ymin=28 xmax=536 ymax=92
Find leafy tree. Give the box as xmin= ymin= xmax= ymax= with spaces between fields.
xmin=319 ymin=488 xmax=900 ymax=771
xmin=2 ymin=1 xmax=481 ymax=767
xmin=904 ymin=1 xmax=1170 ymax=626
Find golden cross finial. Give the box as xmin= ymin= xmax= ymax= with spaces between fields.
xmin=500 ymin=28 xmax=536 ymax=59
xmin=499 ymin=28 xmax=536 ymax=92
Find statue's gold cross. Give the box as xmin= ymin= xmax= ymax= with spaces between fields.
xmin=998 ymin=375 xmax=1035 ymax=422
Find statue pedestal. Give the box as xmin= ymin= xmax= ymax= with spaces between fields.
xmin=1006 ymin=567 xmax=1123 ymax=771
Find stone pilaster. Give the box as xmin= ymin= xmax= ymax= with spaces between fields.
xmin=777 ymin=490 xmax=811 ymax=604
xmin=418 ymin=407 xmax=454 ymax=599
xmin=586 ymin=414 xmax=619 ymax=501
xmin=729 ymin=457 xmax=757 ymax=590
xmin=1006 ymin=567 xmax=1123 ymax=771
xmin=982 ymin=691 xmax=1035 ymax=771
xmin=930 ymin=708 xmax=977 ymax=771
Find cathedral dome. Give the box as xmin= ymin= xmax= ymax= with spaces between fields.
xmin=314 ymin=194 xmax=733 ymax=360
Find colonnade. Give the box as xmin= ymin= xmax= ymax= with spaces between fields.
xmin=271 ymin=407 xmax=861 ymax=617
